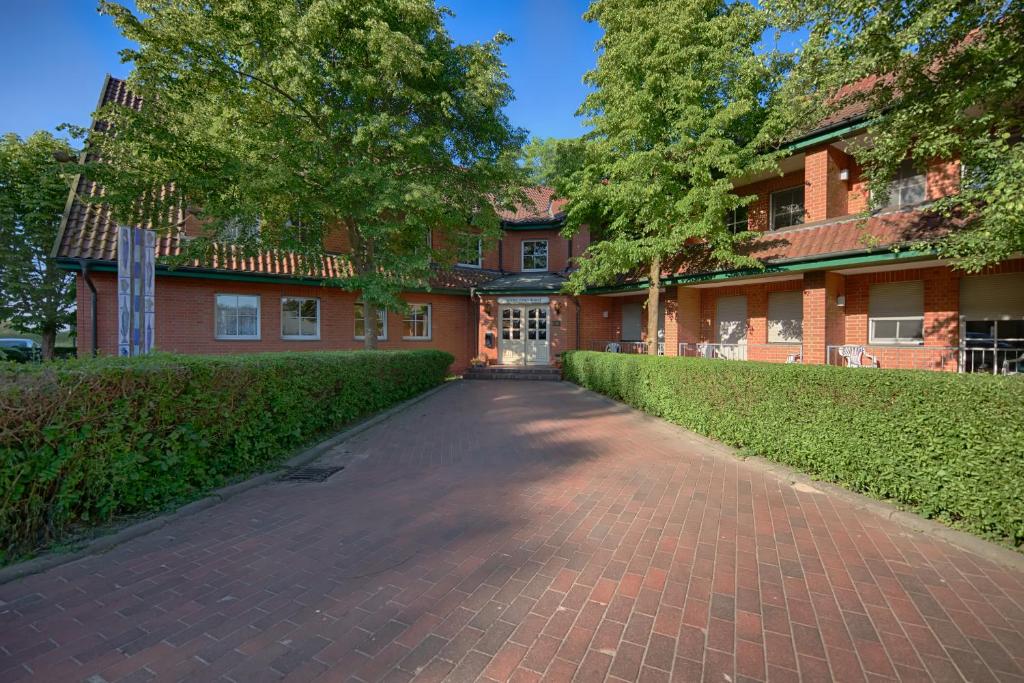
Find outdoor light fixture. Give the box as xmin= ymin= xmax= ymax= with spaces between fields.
xmin=839 ymin=169 xmax=850 ymax=181
xmin=836 ymin=295 xmax=846 ymax=307
xmin=602 ymin=310 xmax=609 ymax=318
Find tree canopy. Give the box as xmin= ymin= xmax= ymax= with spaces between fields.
xmin=557 ymin=0 xmax=793 ymax=352
xmin=81 ymin=0 xmax=528 ymax=347
xmin=520 ymin=136 xmax=581 ymax=187
xmin=769 ymin=0 xmax=1024 ymax=272
xmin=0 ymin=132 xmax=77 ymax=360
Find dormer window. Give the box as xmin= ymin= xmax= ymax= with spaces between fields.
xmin=522 ymin=240 xmax=548 ymax=272
xmin=457 ymin=238 xmax=483 ymax=268
xmin=222 ymin=217 xmax=260 ymax=243
xmin=726 ymin=205 xmax=749 ymax=234
xmin=886 ymin=159 xmax=927 ymax=208
xmin=770 ymin=187 xmax=805 ymax=230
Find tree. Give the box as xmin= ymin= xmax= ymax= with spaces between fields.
xmin=0 ymin=133 xmax=77 ymax=360
xmin=82 ymin=0 xmax=527 ymax=349
xmin=520 ymin=136 xmax=580 ymax=187
xmin=558 ymin=0 xmax=793 ymax=353
xmin=768 ymin=0 xmax=1024 ymax=272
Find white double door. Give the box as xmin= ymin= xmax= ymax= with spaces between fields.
xmin=499 ymin=305 xmax=550 ymax=365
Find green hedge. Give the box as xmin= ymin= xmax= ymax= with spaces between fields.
xmin=0 ymin=350 xmax=452 ymax=561
xmin=563 ymin=351 xmax=1024 ymax=547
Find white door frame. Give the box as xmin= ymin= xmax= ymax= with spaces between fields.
xmin=498 ymin=303 xmax=551 ymax=365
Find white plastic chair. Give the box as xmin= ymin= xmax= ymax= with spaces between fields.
xmin=838 ymin=345 xmax=878 ymax=368
xmin=605 ymin=342 xmax=621 ymax=353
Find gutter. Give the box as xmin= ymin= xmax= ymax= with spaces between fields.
xmin=78 ymin=259 xmax=98 ymax=357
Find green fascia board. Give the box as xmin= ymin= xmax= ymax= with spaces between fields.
xmin=56 ymin=259 xmax=472 ymax=295
xmin=478 ymin=289 xmax=565 ymax=296
xmin=501 ymin=220 xmax=564 ymax=231
xmin=784 ymin=118 xmax=871 ymax=153
xmin=583 ymin=248 xmax=935 ymax=294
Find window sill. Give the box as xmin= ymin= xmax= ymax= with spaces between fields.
xmin=522 ymin=268 xmax=548 ymax=273
xmin=215 ymin=336 xmax=261 ymax=341
xmin=457 ymin=264 xmax=482 ymax=269
xmin=282 ymin=336 xmax=321 ymax=341
xmin=867 ymin=341 xmax=925 ymax=346
xmin=354 ymin=338 xmax=389 ymax=342
xmin=402 ymin=337 xmax=432 ymax=341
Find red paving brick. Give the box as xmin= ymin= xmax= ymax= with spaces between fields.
xmin=1 ymin=380 xmax=1023 ymax=682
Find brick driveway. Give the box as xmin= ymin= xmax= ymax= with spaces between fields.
xmin=2 ymin=381 xmax=1024 ymax=683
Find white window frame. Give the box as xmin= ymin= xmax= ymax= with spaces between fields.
xmin=868 ymin=281 xmax=925 ymax=345
xmin=222 ymin=217 xmax=261 ymax=243
xmin=521 ymin=239 xmax=549 ymax=272
xmin=402 ymin=303 xmax=432 ymax=340
xmin=726 ymin=205 xmax=749 ymax=234
xmin=887 ymin=159 xmax=927 ymax=208
xmin=770 ymin=186 xmax=805 ymax=230
xmin=280 ymin=296 xmax=320 ymax=341
xmin=457 ymin=238 xmax=483 ymax=268
xmin=354 ymin=303 xmax=388 ymax=340
xmin=869 ymin=317 xmax=925 ymax=345
xmin=214 ymin=294 xmax=261 ymax=341
xmin=767 ymin=290 xmax=803 ymax=343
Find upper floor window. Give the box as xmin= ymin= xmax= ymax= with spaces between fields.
xmin=281 ymin=297 xmax=320 ymax=340
xmin=457 ymin=238 xmax=482 ymax=268
xmin=726 ymin=206 xmax=749 ymax=234
xmin=770 ymin=187 xmax=805 ymax=230
xmin=222 ymin=217 xmax=260 ymax=243
xmin=215 ymin=294 xmax=260 ymax=340
xmin=354 ymin=303 xmax=388 ymax=340
xmin=869 ymin=281 xmax=924 ymax=344
xmin=522 ymin=240 xmax=549 ymax=271
xmin=886 ymin=159 xmax=927 ymax=208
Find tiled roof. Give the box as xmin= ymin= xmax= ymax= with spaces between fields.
xmin=498 ymin=186 xmax=566 ymax=225
xmin=477 ymin=272 xmax=568 ymax=292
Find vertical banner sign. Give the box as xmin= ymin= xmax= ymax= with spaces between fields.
xmin=117 ymin=225 xmax=156 ymax=356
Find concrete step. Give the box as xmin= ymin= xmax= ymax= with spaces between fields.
xmin=463 ymin=366 xmax=562 ymax=381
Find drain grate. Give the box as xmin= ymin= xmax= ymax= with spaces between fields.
xmin=278 ymin=465 xmax=344 ymax=483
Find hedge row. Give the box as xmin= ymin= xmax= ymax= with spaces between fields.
xmin=0 ymin=350 xmax=453 ymax=562
xmin=562 ymin=351 xmax=1024 ymax=547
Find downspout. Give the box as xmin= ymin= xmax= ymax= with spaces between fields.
xmin=498 ymin=239 xmax=504 ymax=272
xmin=573 ymin=297 xmax=581 ymax=351
xmin=79 ymin=259 xmax=98 ymax=356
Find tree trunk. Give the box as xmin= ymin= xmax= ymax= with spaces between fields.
xmin=363 ymin=300 xmax=379 ymax=350
xmin=645 ymin=256 xmax=661 ymax=356
xmin=40 ymin=329 xmax=56 ymax=361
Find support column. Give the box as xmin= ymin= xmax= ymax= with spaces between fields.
xmin=676 ymin=286 xmax=701 ymax=352
xmin=662 ymin=293 xmax=679 ymax=355
xmin=802 ymin=272 xmax=845 ymax=364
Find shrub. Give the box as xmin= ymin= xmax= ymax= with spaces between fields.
xmin=563 ymin=351 xmax=1024 ymax=547
xmin=0 ymin=350 xmax=452 ymax=561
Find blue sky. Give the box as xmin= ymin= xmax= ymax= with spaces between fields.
xmin=0 ymin=0 xmax=601 ymax=143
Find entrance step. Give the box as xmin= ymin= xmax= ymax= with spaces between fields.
xmin=463 ymin=366 xmax=562 ymax=381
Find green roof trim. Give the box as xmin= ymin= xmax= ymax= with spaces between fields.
xmin=500 ymin=220 xmax=564 ymax=231
xmin=583 ymin=248 xmax=936 ymax=294
xmin=784 ymin=118 xmax=871 ymax=153
xmin=56 ymin=259 xmax=472 ymax=295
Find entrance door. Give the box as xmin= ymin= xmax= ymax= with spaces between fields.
xmin=499 ymin=307 xmax=524 ymax=365
xmin=525 ymin=307 xmax=549 ymax=365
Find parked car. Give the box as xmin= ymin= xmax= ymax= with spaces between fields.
xmin=0 ymin=338 xmax=42 ymax=363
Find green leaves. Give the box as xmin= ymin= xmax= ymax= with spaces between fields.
xmin=564 ymin=352 xmax=1024 ymax=547
xmin=0 ymin=132 xmax=77 ymax=359
xmin=0 ymin=349 xmax=452 ymax=563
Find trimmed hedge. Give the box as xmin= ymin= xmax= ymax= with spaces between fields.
xmin=0 ymin=350 xmax=452 ymax=561
xmin=563 ymin=351 xmax=1024 ymax=547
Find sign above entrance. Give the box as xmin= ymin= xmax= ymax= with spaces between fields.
xmin=497 ymin=296 xmax=549 ymax=305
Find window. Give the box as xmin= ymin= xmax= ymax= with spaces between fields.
xmin=222 ymin=217 xmax=260 ymax=243
xmin=281 ymin=297 xmax=319 ymax=340
xmin=869 ymin=281 xmax=924 ymax=344
xmin=354 ymin=303 xmax=387 ymax=340
xmin=403 ymin=303 xmax=432 ymax=340
xmin=522 ymin=240 xmax=548 ymax=271
xmin=767 ymin=291 xmax=803 ymax=343
xmin=716 ymin=295 xmax=748 ymax=344
xmin=215 ymin=294 xmax=260 ymax=340
xmin=770 ymin=186 xmax=805 ymax=230
xmin=886 ymin=159 xmax=927 ymax=208
xmin=457 ymin=238 xmax=482 ymax=268
xmin=726 ymin=206 xmax=749 ymax=234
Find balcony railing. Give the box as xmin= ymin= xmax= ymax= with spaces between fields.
xmin=590 ymin=341 xmax=665 ymax=355
xmin=678 ymin=343 xmax=803 ymax=364
xmin=826 ymin=344 xmax=1024 ymax=374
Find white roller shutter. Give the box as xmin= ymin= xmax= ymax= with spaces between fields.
xmin=621 ymin=303 xmax=642 ymax=340
xmin=768 ymin=291 xmax=803 ymax=343
xmin=716 ymin=295 xmax=747 ymax=344
xmin=868 ymin=281 xmax=924 ymax=318
xmin=960 ymin=272 xmax=1024 ymax=320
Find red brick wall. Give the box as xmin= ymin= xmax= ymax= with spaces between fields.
xmin=76 ymin=273 xmax=475 ymax=371
xmin=736 ymin=170 xmax=806 ymax=232
xmin=502 ymin=229 xmax=571 ymax=272
xmin=474 ymin=294 xmax=577 ymax=364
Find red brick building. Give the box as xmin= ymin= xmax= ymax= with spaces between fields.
xmin=55 ymin=77 xmax=1024 ymax=374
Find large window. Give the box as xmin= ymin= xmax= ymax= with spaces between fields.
xmin=522 ymin=240 xmax=549 ymax=271
xmin=215 ymin=294 xmax=260 ymax=340
xmin=457 ymin=238 xmax=483 ymax=268
xmin=767 ymin=291 xmax=803 ymax=343
xmin=726 ymin=205 xmax=749 ymax=234
xmin=960 ymin=272 xmax=1024 ymax=373
xmin=222 ymin=217 xmax=260 ymax=243
xmin=886 ymin=159 xmax=927 ymax=208
xmin=403 ymin=303 xmax=432 ymax=340
xmin=869 ymin=281 xmax=924 ymax=344
xmin=354 ymin=303 xmax=387 ymax=340
xmin=281 ymin=297 xmax=320 ymax=340
xmin=770 ymin=186 xmax=805 ymax=230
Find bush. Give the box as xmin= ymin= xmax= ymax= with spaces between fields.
xmin=563 ymin=351 xmax=1024 ymax=547
xmin=0 ymin=350 xmax=452 ymax=561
